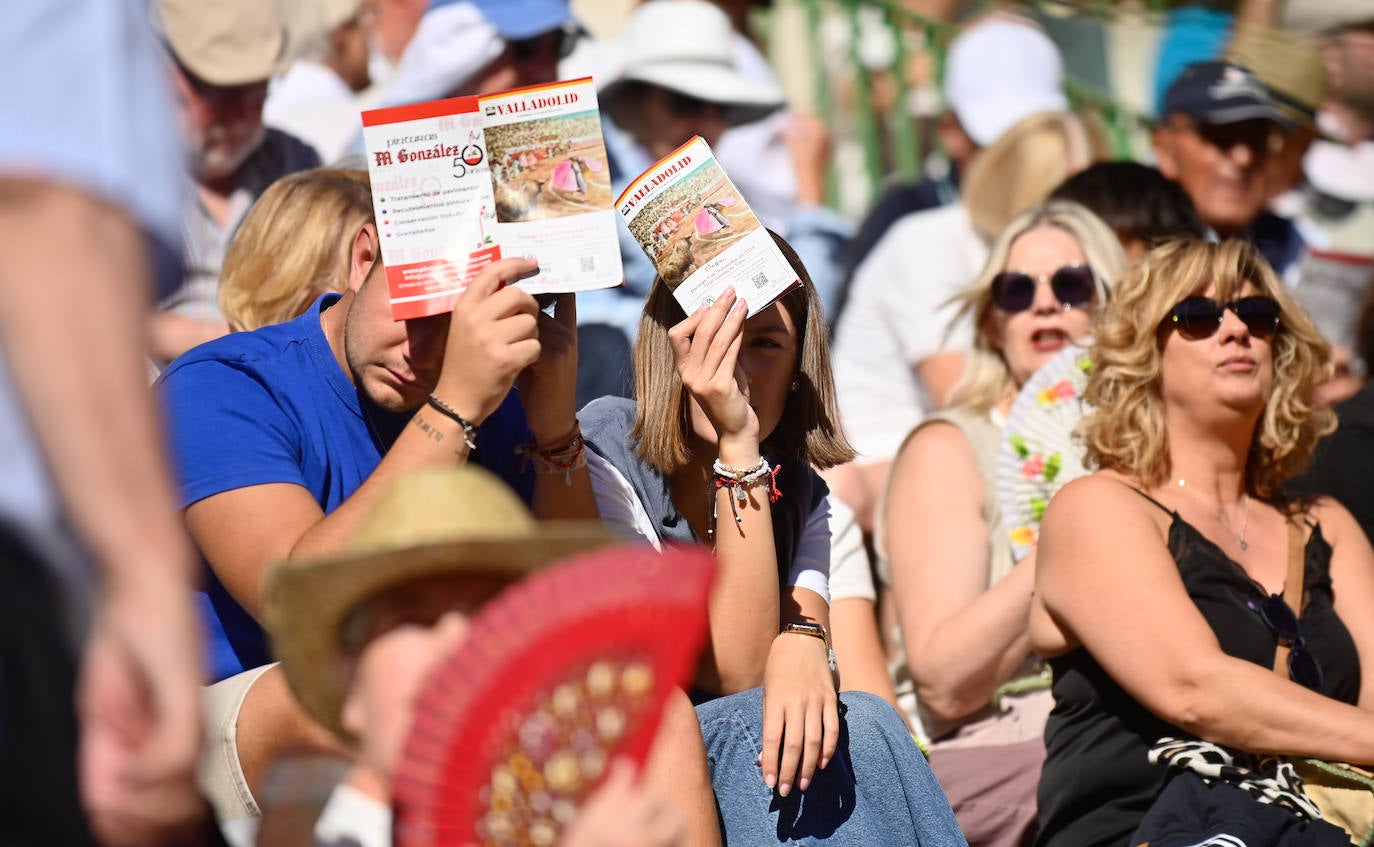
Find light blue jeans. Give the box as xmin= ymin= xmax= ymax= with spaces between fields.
xmin=696 ymin=688 xmax=968 ymax=846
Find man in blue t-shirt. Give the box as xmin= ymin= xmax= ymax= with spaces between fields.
xmin=159 ymin=224 xmax=594 ymax=810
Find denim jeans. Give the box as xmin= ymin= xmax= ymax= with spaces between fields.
xmin=697 ymin=688 xmax=968 ymax=846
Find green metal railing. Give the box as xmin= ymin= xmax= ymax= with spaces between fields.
xmin=786 ymin=0 xmax=1155 ymax=210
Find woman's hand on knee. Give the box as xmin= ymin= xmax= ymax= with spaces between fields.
xmin=759 ymin=631 xmax=840 ymax=797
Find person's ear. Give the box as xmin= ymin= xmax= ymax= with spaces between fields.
xmin=350 ymin=223 xmax=379 ymax=291
xmin=340 ymin=682 xmax=365 ymax=740
xmin=1153 ymin=126 xmax=1180 ymax=180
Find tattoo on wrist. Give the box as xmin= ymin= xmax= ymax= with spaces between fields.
xmin=412 ymin=412 xmax=444 ymax=443
xmin=409 ymin=409 xmax=453 ymax=451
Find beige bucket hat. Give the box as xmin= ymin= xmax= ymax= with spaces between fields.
xmin=151 ymin=0 xmax=289 ymax=86
xmin=262 ymin=465 xmax=618 ymax=739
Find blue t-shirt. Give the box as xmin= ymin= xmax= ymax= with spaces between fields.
xmin=159 ymin=294 xmax=532 ymax=681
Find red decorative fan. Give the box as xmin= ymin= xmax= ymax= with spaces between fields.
xmin=392 ymin=543 xmax=715 ymax=847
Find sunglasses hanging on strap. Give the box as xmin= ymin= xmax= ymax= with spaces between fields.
xmin=1263 ymin=520 xmax=1323 ymax=691
xmin=1273 ymin=517 xmax=1374 ymax=846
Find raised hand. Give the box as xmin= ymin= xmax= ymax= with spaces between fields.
xmin=517 ymin=293 xmax=579 ymax=446
xmin=781 ymin=112 xmax=831 ymax=207
xmin=666 ymin=287 xmax=757 ymax=451
xmin=432 ymin=257 xmax=542 ymax=425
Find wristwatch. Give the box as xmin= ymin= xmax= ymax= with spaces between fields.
xmin=781 ymin=621 xmax=837 ymax=673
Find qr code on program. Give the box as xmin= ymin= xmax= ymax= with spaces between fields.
xmin=750 ymin=272 xmax=769 ymax=291
xmin=580 ymin=256 xmax=595 ymax=273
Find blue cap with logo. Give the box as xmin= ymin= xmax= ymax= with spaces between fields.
xmin=429 ymin=0 xmax=574 ymax=41
xmin=1161 ymin=60 xmax=1291 ymax=127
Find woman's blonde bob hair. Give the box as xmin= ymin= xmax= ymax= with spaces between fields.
xmin=632 ymin=231 xmax=855 ymax=474
xmin=219 ymin=168 xmax=373 ymax=332
xmin=1080 ymin=238 xmax=1335 ymax=500
xmin=962 ymin=110 xmax=1106 ymax=242
xmin=947 ymin=200 xmax=1128 ymax=413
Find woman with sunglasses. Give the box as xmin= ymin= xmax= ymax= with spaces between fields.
xmin=579 ymin=233 xmax=965 ymax=846
xmin=880 ymin=201 xmax=1126 ymax=846
xmin=1030 ymin=238 xmax=1374 ymax=847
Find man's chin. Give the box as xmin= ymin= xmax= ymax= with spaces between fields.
xmin=191 ymin=135 xmax=264 ymax=182
xmin=194 ymin=152 xmax=251 ymax=182
xmin=1202 ymin=204 xmax=1266 ymax=235
xmin=362 ymin=377 xmax=425 ymax=415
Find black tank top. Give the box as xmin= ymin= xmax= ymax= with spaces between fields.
xmin=1035 ymin=494 xmax=1362 ymax=847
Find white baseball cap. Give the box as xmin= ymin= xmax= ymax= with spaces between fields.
xmin=943 ymin=17 xmax=1069 ymax=148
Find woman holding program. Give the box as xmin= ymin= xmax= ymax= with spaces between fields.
xmin=579 ymin=232 xmax=964 ymax=845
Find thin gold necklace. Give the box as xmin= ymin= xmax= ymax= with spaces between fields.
xmin=1174 ymin=478 xmax=1250 ymax=551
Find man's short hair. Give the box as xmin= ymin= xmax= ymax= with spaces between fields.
xmin=1050 ymin=161 xmax=1207 ymax=248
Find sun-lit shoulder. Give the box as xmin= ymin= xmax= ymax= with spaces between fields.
xmin=1041 ymin=471 xmax=1143 ymax=524
xmin=899 ymin=419 xmax=971 ymax=458
xmin=1038 ymin=471 xmax=1170 ymax=568
xmin=888 ymin=420 xmax=980 ymax=490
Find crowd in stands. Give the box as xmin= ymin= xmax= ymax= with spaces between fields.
xmin=6 ymin=0 xmax=1374 ymax=846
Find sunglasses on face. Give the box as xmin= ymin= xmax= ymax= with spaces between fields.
xmin=509 ymin=26 xmax=581 ymax=62
xmin=1166 ymin=295 xmax=1281 ymax=341
xmin=990 ymin=265 xmax=1097 ymax=313
xmin=1248 ymin=595 xmax=1325 ymax=692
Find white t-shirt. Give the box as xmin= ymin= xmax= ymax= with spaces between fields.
xmin=586 ymin=451 xmax=831 ymax=603
xmin=265 ymin=60 xmax=358 ymax=165
xmin=827 ymin=495 xmax=875 ymax=603
xmin=831 ymin=203 xmax=988 ymax=463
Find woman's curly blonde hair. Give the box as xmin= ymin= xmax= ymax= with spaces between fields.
xmin=1080 ymin=238 xmax=1335 ymax=500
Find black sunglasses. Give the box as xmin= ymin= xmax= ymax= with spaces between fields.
xmin=990 ymin=265 xmax=1097 ymax=313
xmin=1166 ymin=295 xmax=1281 ymax=341
xmin=1248 ymin=595 xmax=1325 ymax=692
xmin=509 ymin=26 xmax=582 ymax=62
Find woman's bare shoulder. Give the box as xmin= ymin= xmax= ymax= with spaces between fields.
xmin=890 ymin=420 xmax=980 ymax=484
xmin=1040 ymin=471 xmax=1172 ymax=561
xmin=1046 ymin=470 xmax=1146 ymax=517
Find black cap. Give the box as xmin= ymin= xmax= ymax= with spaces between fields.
xmin=1161 ymin=61 xmax=1291 ymax=127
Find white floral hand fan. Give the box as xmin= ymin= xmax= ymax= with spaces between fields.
xmin=995 ymin=343 xmax=1095 ymax=561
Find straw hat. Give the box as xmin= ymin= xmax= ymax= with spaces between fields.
xmin=262 ymin=465 xmax=618 ymax=739
xmin=1228 ymin=25 xmax=1328 ymax=128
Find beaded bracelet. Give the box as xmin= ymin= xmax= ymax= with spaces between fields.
xmin=515 ymin=426 xmax=587 ymax=486
xmin=712 ymin=458 xmax=765 ymax=479
xmin=711 ymin=457 xmax=779 ymax=492
xmin=707 ymin=457 xmax=782 ymax=538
